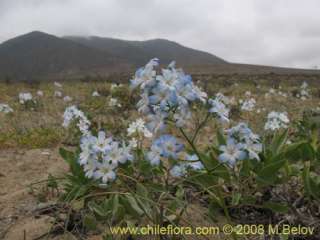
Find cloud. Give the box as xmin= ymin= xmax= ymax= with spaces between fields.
xmin=0 ymin=0 xmax=319 ymax=68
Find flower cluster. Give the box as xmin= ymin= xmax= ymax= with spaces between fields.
xmin=296 ymin=81 xmax=310 ymax=100
xmin=63 ymin=106 xmax=91 ymax=135
xmin=79 ymin=131 xmax=134 ymax=184
xmin=146 ymin=134 xmax=204 ymax=175
xmin=127 ymin=118 xmax=153 ymax=138
xmin=218 ymin=123 xmax=262 ymax=166
xmin=19 ymin=92 xmax=33 ymax=104
xmin=240 ymin=98 xmax=256 ymax=112
xmin=265 ymin=87 xmax=288 ymax=98
xmin=0 ymin=103 xmax=13 ymax=113
xmin=92 ymin=91 xmax=100 ymax=97
xmin=108 ymin=98 xmax=122 ymax=108
xmin=111 ymin=83 xmax=123 ymax=91
xmin=146 ymin=135 xmax=184 ymax=166
xmin=264 ymin=111 xmax=290 ymax=131
xmin=131 ymin=59 xmax=207 ymax=132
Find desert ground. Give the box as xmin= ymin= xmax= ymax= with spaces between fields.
xmin=0 ymin=75 xmax=320 ymax=239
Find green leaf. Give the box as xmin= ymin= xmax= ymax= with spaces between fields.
xmin=241 ymin=196 xmax=257 ymax=205
xmin=270 ymin=129 xmax=288 ymax=154
xmin=216 ymin=129 xmax=226 ymax=146
xmin=71 ymin=199 xmax=84 ymax=211
xmin=189 ymin=172 xmax=218 ymax=188
xmin=135 ymin=183 xmax=152 ymax=218
xmin=256 ymin=158 xmax=286 ymax=185
xmin=262 ymin=202 xmax=289 ymax=213
xmin=136 ymin=183 xmax=149 ymax=198
xmin=122 ymin=194 xmax=144 ymax=217
xmin=231 ymin=193 xmax=241 ymax=206
xmin=208 ymin=201 xmax=221 ymax=222
xmin=111 ymin=194 xmax=120 ymax=218
xmin=302 ymin=163 xmax=320 ymax=199
xmin=59 ymin=147 xmax=83 ymax=175
xmin=83 ymin=214 xmax=97 ymax=231
xmin=204 ymin=153 xmax=230 ymax=181
xmin=59 ymin=147 xmax=75 ymax=163
xmin=88 ymin=201 xmax=109 ymax=218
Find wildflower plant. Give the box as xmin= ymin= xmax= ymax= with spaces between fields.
xmin=0 ymin=103 xmax=13 ymax=113
xmin=18 ymin=92 xmax=38 ymax=110
xmin=296 ymin=81 xmax=310 ymax=100
xmin=57 ymin=59 xmax=320 ymax=238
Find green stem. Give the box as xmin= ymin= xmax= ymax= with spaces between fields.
xmin=191 ymin=112 xmax=210 ymax=144
xmin=179 ymin=127 xmax=208 ymax=172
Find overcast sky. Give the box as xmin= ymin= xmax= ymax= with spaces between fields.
xmin=0 ymin=0 xmax=319 ymax=69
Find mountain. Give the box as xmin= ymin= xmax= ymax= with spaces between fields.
xmin=1 ymin=31 xmax=318 ymax=82
xmin=0 ymin=31 xmax=227 ymax=80
xmin=64 ymin=36 xmax=227 ymax=66
xmin=0 ymin=31 xmax=126 ymax=80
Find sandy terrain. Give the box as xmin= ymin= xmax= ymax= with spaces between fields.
xmin=0 ymin=148 xmax=67 ymax=240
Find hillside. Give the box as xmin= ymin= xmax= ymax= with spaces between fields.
xmin=64 ymin=36 xmax=227 ymax=66
xmin=0 ymin=31 xmax=125 ymax=80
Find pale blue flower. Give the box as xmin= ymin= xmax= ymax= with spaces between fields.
xmin=208 ymin=98 xmax=230 ymax=123
xmin=153 ymin=135 xmax=184 ymax=159
xmin=170 ymin=165 xmax=187 ymax=177
xmin=146 ymin=145 xmax=162 ymax=166
xmin=218 ymin=139 xmax=246 ymax=166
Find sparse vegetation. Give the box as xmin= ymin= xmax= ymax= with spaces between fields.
xmin=1 ymin=61 xmax=320 ymax=239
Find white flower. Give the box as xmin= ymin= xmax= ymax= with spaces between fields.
xmin=298 ymin=81 xmax=310 ymax=100
xmin=19 ymin=92 xmax=33 ymax=104
xmin=63 ymin=96 xmax=72 ymax=102
xmin=54 ymin=82 xmax=62 ymax=88
xmin=92 ymin=91 xmax=100 ymax=97
xmin=93 ymin=131 xmax=112 ymax=152
xmin=94 ymin=163 xmax=117 ymax=184
xmin=245 ymin=91 xmax=251 ymax=97
xmin=0 ymin=103 xmax=13 ymax=113
xmin=128 ymin=138 xmax=138 ymax=148
xmin=301 ymin=81 xmax=308 ymax=89
xmin=215 ymin=93 xmax=232 ymax=105
xmin=63 ymin=106 xmax=91 ymax=135
xmin=108 ymin=98 xmax=121 ymax=107
xmin=54 ymin=91 xmax=63 ymax=98
xmin=264 ymin=111 xmax=289 ymax=131
xmin=111 ymin=83 xmax=123 ymax=91
xmin=241 ymin=98 xmax=256 ymax=112
xmin=269 ymin=88 xmax=276 ymax=94
xmin=127 ymin=118 xmax=153 ymax=138
xmin=37 ymin=90 xmax=44 ymax=97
